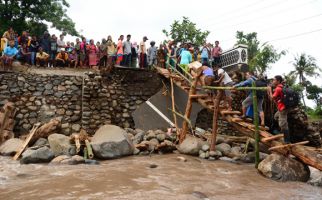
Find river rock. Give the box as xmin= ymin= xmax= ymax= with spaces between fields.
xmin=61 ymin=155 xmax=85 ymax=165
xmin=215 ymin=143 xmax=231 ymax=155
xmin=308 ymin=166 xmax=322 ymax=187
xmin=90 ymin=125 xmax=134 ymax=159
xmin=0 ymin=138 xmax=24 ymax=156
xmin=237 ymin=151 xmax=268 ymax=163
xmin=133 ymin=131 xmax=145 ymax=144
xmin=209 ymin=150 xmax=222 ymax=158
xmin=48 ymin=134 xmax=76 ymax=156
xmin=177 ymin=136 xmax=204 ymax=156
xmin=202 ymin=144 xmax=210 ymax=152
xmin=32 ymin=138 xmax=49 ymax=147
xmin=258 ymin=153 xmax=310 ymax=182
xmin=51 ymin=155 xmax=70 ymax=164
xmin=20 ymin=146 xmax=55 ymax=164
xmin=156 ymin=133 xmax=166 ymax=142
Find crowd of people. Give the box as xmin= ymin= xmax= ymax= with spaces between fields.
xmin=0 ymin=27 xmax=293 ymax=144
xmin=0 ymin=27 xmax=224 ymax=71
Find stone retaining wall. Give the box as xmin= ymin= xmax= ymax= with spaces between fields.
xmin=0 ymin=68 xmax=162 ymax=136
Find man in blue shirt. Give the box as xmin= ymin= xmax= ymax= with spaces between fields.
xmin=1 ymin=40 xmax=18 ymax=71
xmin=179 ymin=44 xmax=192 ymax=72
xmin=233 ymin=71 xmax=265 ymax=127
xmin=200 ymin=43 xmax=210 ymax=65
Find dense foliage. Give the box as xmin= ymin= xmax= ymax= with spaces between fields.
xmin=0 ymin=0 xmax=78 ymax=36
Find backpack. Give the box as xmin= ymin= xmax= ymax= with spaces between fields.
xmin=254 ymin=79 xmax=267 ymax=99
xmin=280 ymin=85 xmax=300 ymax=108
xmin=250 ymin=77 xmax=267 ymax=99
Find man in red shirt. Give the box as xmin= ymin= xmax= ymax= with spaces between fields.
xmin=268 ymin=75 xmax=290 ymax=143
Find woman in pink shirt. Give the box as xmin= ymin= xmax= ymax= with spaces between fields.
xmin=87 ymin=39 xmax=97 ymax=68
xmin=116 ymin=35 xmax=124 ymax=65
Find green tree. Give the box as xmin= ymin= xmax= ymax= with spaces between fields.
xmin=306 ymin=84 xmax=322 ymax=107
xmin=289 ymin=53 xmax=321 ymax=107
xmin=235 ymin=31 xmax=285 ymax=73
xmin=0 ymin=0 xmax=78 ymax=36
xmin=163 ymin=17 xmax=210 ymax=46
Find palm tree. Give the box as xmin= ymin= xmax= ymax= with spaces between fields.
xmin=290 ymin=53 xmax=321 ymax=107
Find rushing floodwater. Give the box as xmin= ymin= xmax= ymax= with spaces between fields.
xmin=0 ymin=154 xmax=321 ymax=200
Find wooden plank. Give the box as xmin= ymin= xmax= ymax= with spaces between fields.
xmin=13 ymin=124 xmax=40 ymax=160
xmin=189 ymin=94 xmax=209 ymax=99
xmin=210 ymin=90 xmax=223 ymax=151
xmin=231 ymin=117 xmax=243 ymax=122
xmin=269 ymin=141 xmax=309 ymax=151
xmin=261 ymin=134 xmax=284 ymax=142
xmin=220 ymin=110 xmax=241 ymax=115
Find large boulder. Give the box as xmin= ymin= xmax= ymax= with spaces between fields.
xmin=91 ymin=125 xmax=134 ymax=159
xmin=308 ymin=166 xmax=322 ymax=187
xmin=177 ymin=136 xmax=204 ymax=156
xmin=48 ymin=134 xmax=76 ymax=156
xmin=20 ymin=146 xmax=55 ymax=164
xmin=258 ymin=153 xmax=310 ymax=182
xmin=0 ymin=138 xmax=23 ymax=156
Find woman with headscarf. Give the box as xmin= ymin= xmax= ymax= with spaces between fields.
xmin=87 ymin=39 xmax=97 ymax=68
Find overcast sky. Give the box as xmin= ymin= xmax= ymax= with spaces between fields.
xmin=51 ymin=0 xmax=322 ymax=107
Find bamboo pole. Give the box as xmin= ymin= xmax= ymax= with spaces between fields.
xmin=210 ymin=90 xmax=224 ymax=151
xmin=85 ymin=139 xmax=94 ymax=159
xmin=170 ymin=77 xmax=179 ymax=135
xmin=252 ymin=81 xmax=260 ymax=168
xmin=179 ymin=71 xmax=202 ymax=143
xmin=203 ymin=86 xmax=268 ymax=90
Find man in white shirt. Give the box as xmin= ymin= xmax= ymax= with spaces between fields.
xmin=122 ymin=34 xmax=132 ymax=67
xmin=139 ymin=36 xmax=148 ymax=68
xmin=213 ymin=64 xmax=234 ymax=110
xmin=57 ymin=34 xmax=66 ymax=52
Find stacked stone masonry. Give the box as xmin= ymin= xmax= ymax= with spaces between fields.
xmin=0 ymin=68 xmax=162 ymax=136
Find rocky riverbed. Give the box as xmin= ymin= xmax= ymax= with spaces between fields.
xmin=0 ymin=154 xmax=321 ymax=200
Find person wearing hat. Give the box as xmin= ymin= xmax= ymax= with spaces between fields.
xmin=55 ymin=48 xmax=69 ymax=67
xmin=147 ymin=41 xmax=157 ymax=68
xmin=139 ymin=36 xmax=148 ymax=68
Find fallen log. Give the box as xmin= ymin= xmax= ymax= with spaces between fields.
xmin=269 ymin=141 xmax=309 ymax=151
xmin=29 ymin=118 xmax=61 ymax=145
xmin=0 ymin=102 xmax=16 ymax=144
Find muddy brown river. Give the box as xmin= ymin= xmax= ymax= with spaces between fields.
xmin=0 ymin=154 xmax=321 ymax=200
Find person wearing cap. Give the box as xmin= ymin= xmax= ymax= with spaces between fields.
xmin=139 ymin=36 xmax=148 ymax=68
xmin=55 ymin=48 xmax=69 ymax=67
xmin=147 ymin=41 xmax=157 ymax=68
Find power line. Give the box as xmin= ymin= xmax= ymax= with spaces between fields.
xmin=266 ymin=28 xmax=322 ymax=42
xmin=219 ymin=12 xmax=322 ymax=43
xmin=208 ymin=0 xmax=318 ymax=31
xmin=203 ymin=0 xmax=291 ymax=27
xmin=259 ymin=13 xmax=322 ymax=33
xmin=203 ymin=0 xmax=267 ymax=22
